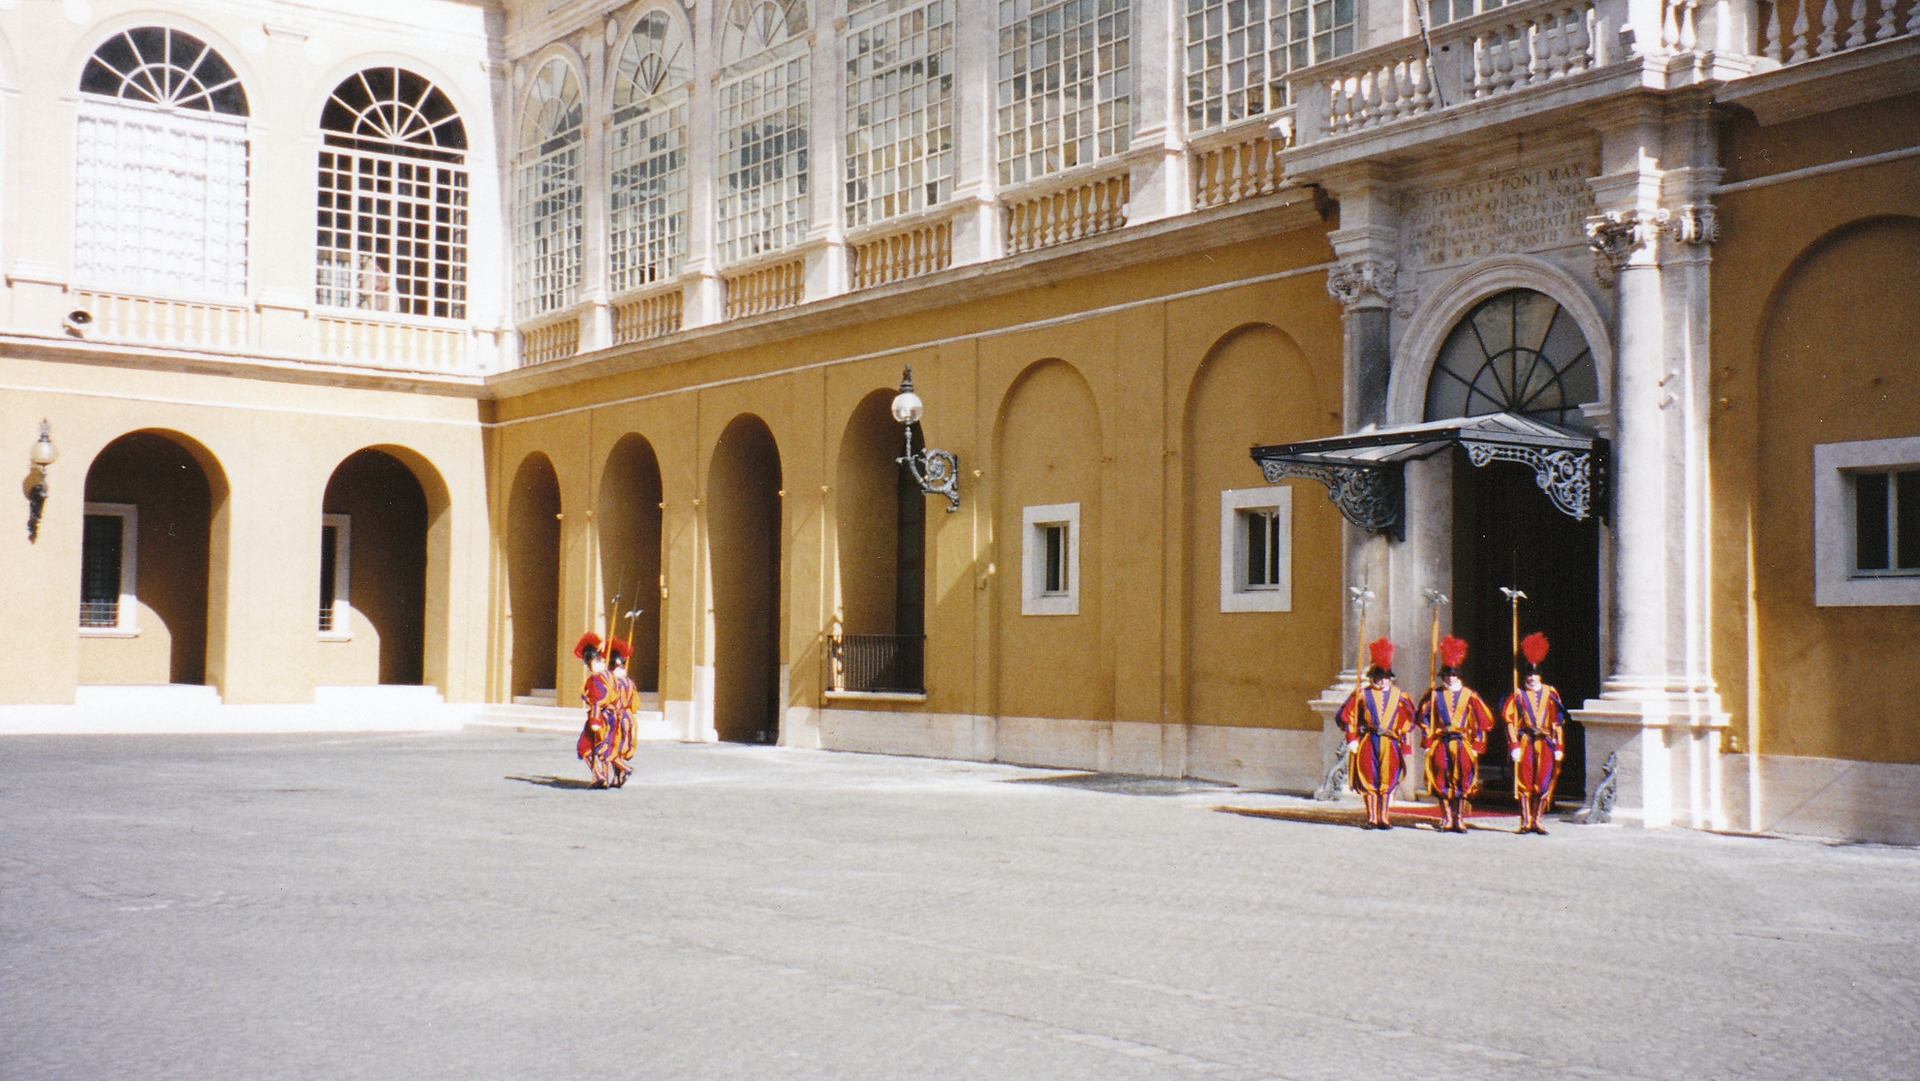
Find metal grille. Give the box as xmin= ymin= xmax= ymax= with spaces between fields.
xmin=997 ymin=0 xmax=1133 ymax=187
xmin=845 ymin=0 xmax=956 ymax=227
xmin=829 ymin=634 xmax=926 ymax=693
xmin=80 ymin=514 xmax=123 ymax=628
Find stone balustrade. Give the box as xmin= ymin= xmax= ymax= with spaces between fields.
xmin=723 ymin=258 xmax=807 ymax=320
xmin=1762 ymin=0 xmax=1920 ymax=61
xmin=1003 ymin=171 xmax=1131 ymax=255
xmin=612 ymin=287 xmax=685 ymax=345
xmin=314 ymin=315 xmax=469 ymax=371
xmin=518 ymin=313 xmax=581 ymax=366
xmin=848 ymin=218 xmax=954 ymax=291
xmin=73 ymin=291 xmax=251 ymax=351
xmin=1190 ymin=122 xmax=1292 ymax=210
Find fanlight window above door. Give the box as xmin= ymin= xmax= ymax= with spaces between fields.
xmin=1424 ymin=289 xmax=1599 ymax=430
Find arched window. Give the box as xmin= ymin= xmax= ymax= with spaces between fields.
xmin=717 ymin=0 xmax=811 ymax=264
xmin=609 ymin=12 xmax=691 ymax=293
xmin=515 ymin=59 xmax=585 ymax=320
xmin=997 ymin=0 xmax=1131 ymax=186
xmin=316 ymin=68 xmax=469 ymax=320
xmin=74 ymin=27 xmax=250 ymax=298
xmin=1424 ymin=289 xmax=1600 ymax=429
xmin=844 ymin=0 xmax=954 ymax=227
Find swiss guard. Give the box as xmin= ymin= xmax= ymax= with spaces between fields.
xmin=574 ymin=632 xmax=630 ymax=789
xmin=1419 ymin=636 xmax=1496 ymax=833
xmin=1500 ymin=632 xmax=1568 ymax=834
xmin=1339 ymin=638 xmax=1417 ymax=830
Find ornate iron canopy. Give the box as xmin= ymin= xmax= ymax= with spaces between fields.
xmin=1250 ymin=413 xmax=1607 ymax=540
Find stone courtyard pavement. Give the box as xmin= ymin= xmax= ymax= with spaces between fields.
xmin=3 ymin=728 xmax=1917 ymax=1081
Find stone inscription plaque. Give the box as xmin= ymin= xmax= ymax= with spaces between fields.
xmin=1403 ymin=163 xmax=1596 ymax=267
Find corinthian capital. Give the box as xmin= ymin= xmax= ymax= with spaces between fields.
xmin=1663 ymin=203 xmax=1719 ymax=246
xmin=1584 ymin=210 xmax=1662 ymax=285
xmin=1326 ymin=258 xmax=1399 ymax=311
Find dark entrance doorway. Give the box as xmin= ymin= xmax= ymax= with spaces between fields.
xmin=1451 ymin=448 xmax=1597 ymax=803
xmin=709 ymin=414 xmax=783 ymax=744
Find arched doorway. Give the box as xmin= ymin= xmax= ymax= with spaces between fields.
xmin=708 ymin=414 xmax=783 ymax=743
xmin=832 ymin=390 xmax=926 ymax=692
xmin=322 ymin=449 xmax=430 ymax=685
xmin=80 ymin=431 xmax=225 ymax=685
xmin=598 ymin=435 xmax=664 ymax=698
xmin=506 ymin=453 xmax=562 ymax=699
xmin=1428 ymin=288 xmax=1600 ymax=801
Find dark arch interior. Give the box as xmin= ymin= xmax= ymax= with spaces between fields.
xmin=83 ymin=432 xmax=215 ymax=685
xmin=708 ymin=416 xmax=783 ymax=743
xmin=324 ymin=449 xmax=429 ymax=685
xmin=506 ymin=454 xmax=562 ymax=699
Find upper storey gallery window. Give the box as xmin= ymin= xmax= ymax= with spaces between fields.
xmin=844 ymin=0 xmax=955 ymax=227
xmin=74 ymin=27 xmax=250 ymax=299
xmin=514 ymin=60 xmax=585 ymax=320
xmin=997 ymin=0 xmax=1133 ymax=186
xmin=1184 ymin=0 xmax=1355 ymax=129
xmin=609 ymin=11 xmax=691 ymax=293
xmin=316 ymin=68 xmax=469 ymax=320
xmin=717 ymin=0 xmax=812 ymax=264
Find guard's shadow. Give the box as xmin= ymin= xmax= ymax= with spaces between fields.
xmin=507 ymin=774 xmax=599 ymax=790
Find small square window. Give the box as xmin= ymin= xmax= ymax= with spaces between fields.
xmin=1022 ymin=502 xmax=1080 ymax=615
xmin=1814 ymin=438 xmax=1920 ymax=606
xmin=1220 ymin=487 xmax=1291 ymax=612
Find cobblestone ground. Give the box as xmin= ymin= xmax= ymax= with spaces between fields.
xmin=2 ymin=728 xmax=1917 ymax=1081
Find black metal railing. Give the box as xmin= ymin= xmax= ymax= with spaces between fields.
xmin=827 ymin=634 xmax=925 ymax=694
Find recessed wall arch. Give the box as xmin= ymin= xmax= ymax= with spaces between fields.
xmin=707 ymin=413 xmax=785 ymax=743
xmin=506 ymin=451 xmax=564 ymax=698
xmin=1390 ymin=255 xmax=1614 ymax=428
xmin=598 ymin=433 xmax=666 ymax=695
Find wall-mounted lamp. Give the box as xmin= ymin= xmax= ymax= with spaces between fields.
xmin=26 ymin=419 xmax=57 ymax=542
xmin=892 ymin=366 xmax=960 ymax=513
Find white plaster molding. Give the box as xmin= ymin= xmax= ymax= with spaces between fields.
xmin=1812 ymin=435 xmax=1920 ymax=606
xmin=1386 ymin=254 xmax=1615 ymax=426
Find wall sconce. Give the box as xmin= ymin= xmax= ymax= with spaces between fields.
xmin=891 ymin=366 xmax=960 ymax=513
xmin=26 ymin=419 xmax=57 ymax=542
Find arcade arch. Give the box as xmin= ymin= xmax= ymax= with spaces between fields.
xmin=321 ymin=449 xmax=432 ymax=685
xmin=707 ymin=414 xmax=784 ymax=743
xmin=506 ymin=453 xmax=563 ymax=699
xmin=598 ymin=435 xmax=666 ymax=696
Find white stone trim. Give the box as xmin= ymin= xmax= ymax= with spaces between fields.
xmin=1813 ymin=435 xmax=1920 ymax=606
xmin=320 ymin=512 xmax=353 ymax=640
xmin=1387 ymin=254 xmax=1614 ymax=428
xmin=1218 ymin=486 xmax=1292 ymax=612
xmin=1021 ymin=502 xmax=1080 ymax=615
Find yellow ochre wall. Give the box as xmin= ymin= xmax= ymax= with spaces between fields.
xmin=1712 ymin=93 xmax=1920 ymax=765
xmin=0 ymin=354 xmax=491 ymax=706
xmin=485 ymin=215 xmax=1346 ymax=738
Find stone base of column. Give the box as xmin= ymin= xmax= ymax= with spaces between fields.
xmin=1571 ymin=686 xmax=1729 ymax=829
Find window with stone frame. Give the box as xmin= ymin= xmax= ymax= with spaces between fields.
xmin=74 ymin=27 xmax=250 ymax=299
xmin=609 ymin=11 xmax=692 ymax=293
xmin=315 ymin=68 xmax=469 ymax=319
xmin=996 ymin=0 xmax=1133 ymax=187
xmin=514 ymin=59 xmax=586 ymax=321
xmin=844 ymin=0 xmax=956 ymax=228
xmin=717 ymin=0 xmax=812 ymax=264
xmin=1183 ymin=0 xmax=1354 ymax=129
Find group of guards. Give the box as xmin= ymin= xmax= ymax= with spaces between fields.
xmin=571 ymin=632 xmax=639 ymax=789
xmin=566 ymin=622 xmax=1571 ymax=828
xmin=1337 ymin=632 xmax=1570 ymax=833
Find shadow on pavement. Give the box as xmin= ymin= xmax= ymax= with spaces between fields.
xmin=1004 ymin=772 xmax=1232 ymax=796
xmin=506 ymin=774 xmax=601 ymax=790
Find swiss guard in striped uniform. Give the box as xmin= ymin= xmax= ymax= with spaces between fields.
xmin=574 ymin=632 xmax=628 ymax=789
xmin=1339 ymin=638 xmax=1416 ymax=830
xmin=603 ymin=638 xmax=639 ymax=788
xmin=1419 ymin=635 xmax=1495 ymax=833
xmin=1500 ymin=632 xmax=1568 ymax=834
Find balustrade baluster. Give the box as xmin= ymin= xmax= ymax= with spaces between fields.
xmin=1789 ymin=0 xmax=1812 ymax=57
xmin=1817 ymin=0 xmax=1840 ymax=51
xmin=1763 ymin=0 xmax=1784 ymax=57
xmin=1873 ymin=0 xmax=1894 ymax=39
xmin=1907 ymin=0 xmax=1920 ymax=35
xmin=1846 ymin=0 xmax=1867 ymax=44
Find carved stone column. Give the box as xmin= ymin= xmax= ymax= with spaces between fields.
xmin=1572 ymin=96 xmax=1729 ymax=829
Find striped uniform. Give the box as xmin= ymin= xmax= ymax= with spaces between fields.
xmin=1419 ymin=685 xmax=1495 ymax=799
xmin=1500 ymin=684 xmax=1568 ymax=798
xmin=1339 ymin=685 xmax=1416 ymax=797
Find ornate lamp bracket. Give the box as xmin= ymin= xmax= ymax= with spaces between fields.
xmin=1259 ymin=457 xmax=1404 ymax=540
xmin=899 ymin=426 xmax=961 ymax=514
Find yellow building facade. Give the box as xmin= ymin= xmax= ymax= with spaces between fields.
xmin=0 ymin=0 xmax=1915 ymax=841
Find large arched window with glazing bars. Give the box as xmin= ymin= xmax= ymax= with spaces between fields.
xmin=717 ymin=0 xmax=812 ymax=264
xmin=843 ymin=0 xmax=955 ymax=228
xmin=1183 ymin=0 xmax=1355 ymax=130
xmin=515 ymin=59 xmax=585 ymax=320
xmin=997 ymin=0 xmax=1132 ymax=185
xmin=74 ymin=27 xmax=250 ymax=298
xmin=315 ymin=68 xmax=469 ymax=320
xmin=609 ymin=12 xmax=691 ymax=294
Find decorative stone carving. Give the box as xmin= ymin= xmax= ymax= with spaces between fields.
xmin=1583 ymin=209 xmax=1660 ymax=285
xmin=1663 ymin=203 xmax=1719 ymax=245
xmin=1325 ymin=257 xmax=1399 ymax=310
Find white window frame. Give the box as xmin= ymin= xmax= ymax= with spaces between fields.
xmin=1220 ymin=486 xmax=1292 ymax=612
xmin=1022 ymin=502 xmax=1080 ymax=616
xmin=1813 ymin=436 xmax=1920 ymax=607
xmin=320 ymin=513 xmax=353 ymax=640
xmin=80 ymin=502 xmax=139 ymax=637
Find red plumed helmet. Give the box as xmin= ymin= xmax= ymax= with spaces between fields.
xmin=1367 ymin=637 xmax=1395 ymax=674
xmin=573 ymin=631 xmax=603 ymax=661
xmin=1520 ymin=631 xmax=1550 ymax=667
xmin=1438 ymin=635 xmax=1468 ymax=669
xmin=606 ymin=637 xmax=633 ymax=662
